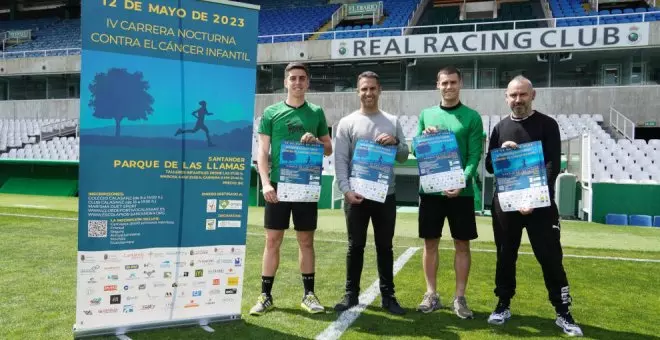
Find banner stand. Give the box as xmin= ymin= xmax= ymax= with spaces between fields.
xmin=74 ymin=0 xmax=259 ymax=338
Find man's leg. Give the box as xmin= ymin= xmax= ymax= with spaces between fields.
xmin=292 ymin=202 xmax=323 ymax=313
xmin=249 ymin=195 xmax=290 ymax=316
xmin=488 ymin=197 xmax=523 ymax=325
xmin=423 ymin=238 xmax=440 ymax=294
xmin=334 ymin=199 xmax=370 ymax=312
xmin=446 ymin=196 xmax=478 ymax=319
xmin=262 ymin=229 xmax=285 ymax=285
xmin=525 ymin=205 xmax=583 ymax=337
xmin=371 ymin=194 xmax=404 ymax=315
xmin=417 ymin=194 xmax=445 ymax=313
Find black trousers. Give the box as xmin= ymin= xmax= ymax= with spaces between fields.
xmin=343 ymin=194 xmax=397 ymax=296
xmin=492 ymin=197 xmax=572 ymax=309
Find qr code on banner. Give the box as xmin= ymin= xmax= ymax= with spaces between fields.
xmin=88 ymin=220 xmax=108 ymax=238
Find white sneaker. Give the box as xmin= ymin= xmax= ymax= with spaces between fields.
xmin=487 ymin=302 xmax=511 ymax=325
xmin=556 ymin=312 xmax=584 ymax=337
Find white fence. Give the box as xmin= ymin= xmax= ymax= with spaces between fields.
xmin=609 ymin=106 xmax=636 ymax=140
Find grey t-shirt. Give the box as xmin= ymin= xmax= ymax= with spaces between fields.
xmin=334 ymin=110 xmax=409 ymax=196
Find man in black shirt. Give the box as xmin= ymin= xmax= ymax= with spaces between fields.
xmin=484 ymin=76 xmax=583 ymax=337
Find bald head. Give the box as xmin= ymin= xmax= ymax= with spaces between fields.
xmin=508 ymin=75 xmax=534 ymax=92
xmin=506 ymin=75 xmax=536 ymax=118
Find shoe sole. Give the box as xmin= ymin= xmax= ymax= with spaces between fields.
xmin=453 ymin=308 xmax=474 ymax=319
xmin=555 ymin=319 xmax=584 ymax=337
xmin=455 ymin=312 xmax=475 ymax=319
xmin=417 ymin=305 xmax=441 ymax=314
xmin=488 ymin=315 xmax=511 ymax=325
xmin=301 ymin=303 xmax=324 ymax=314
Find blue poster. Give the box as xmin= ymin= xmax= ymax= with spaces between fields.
xmin=491 ymin=141 xmax=551 ymax=211
xmin=413 ymin=131 xmax=465 ymax=193
xmin=349 ymin=139 xmax=396 ymax=203
xmin=75 ymin=0 xmax=259 ymax=337
xmin=277 ymin=141 xmax=323 ymax=202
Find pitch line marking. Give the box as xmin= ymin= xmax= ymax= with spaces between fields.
xmin=315 ymin=247 xmax=419 ymax=340
xmin=1 ymin=213 xmax=659 ymax=263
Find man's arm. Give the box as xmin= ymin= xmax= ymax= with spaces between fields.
xmin=257 ymin=134 xmax=277 ymax=203
xmin=463 ymin=113 xmax=484 ymax=181
xmin=318 ymin=134 xmax=333 ymax=156
xmin=317 ymin=109 xmax=333 ymax=156
xmin=394 ymin=118 xmax=409 ymax=164
xmin=333 ymin=119 xmax=352 ymax=195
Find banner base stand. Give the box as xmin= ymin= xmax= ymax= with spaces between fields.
xmin=200 ymin=325 xmax=215 ymax=333
xmin=73 ymin=315 xmax=241 ymax=339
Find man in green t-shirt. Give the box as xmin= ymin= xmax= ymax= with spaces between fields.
xmin=249 ymin=62 xmax=333 ymax=316
xmin=415 ymin=66 xmax=483 ymax=319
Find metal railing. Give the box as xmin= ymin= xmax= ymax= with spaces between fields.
xmin=0 ymin=47 xmax=81 ymax=59
xmin=580 ymin=133 xmax=593 ymax=222
xmin=258 ymin=10 xmax=660 ymax=42
xmin=39 ymin=118 xmax=79 ymax=141
xmin=609 ymin=106 xmax=636 ymax=140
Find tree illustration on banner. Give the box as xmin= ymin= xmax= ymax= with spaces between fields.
xmin=89 ymin=68 xmax=155 ymax=137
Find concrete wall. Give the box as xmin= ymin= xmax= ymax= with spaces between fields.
xmin=2 ymin=86 xmax=655 ymax=126
xmin=0 ymin=99 xmax=78 ymax=119
xmin=0 ymin=55 xmax=80 ymax=75
xmin=255 ymin=86 xmax=660 ymax=126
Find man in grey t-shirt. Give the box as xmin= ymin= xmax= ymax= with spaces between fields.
xmin=332 ymin=71 xmax=409 ymax=315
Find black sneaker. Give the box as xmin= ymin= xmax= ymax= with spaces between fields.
xmin=556 ymin=312 xmax=584 ymax=337
xmin=487 ymin=300 xmax=511 ymax=325
xmin=334 ymin=293 xmax=359 ymax=312
xmin=382 ymin=295 xmax=405 ymax=315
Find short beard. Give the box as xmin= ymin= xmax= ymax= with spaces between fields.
xmin=511 ymin=106 xmax=531 ymax=119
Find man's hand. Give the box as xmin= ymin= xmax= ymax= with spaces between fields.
xmin=519 ymin=207 xmax=534 ymax=215
xmin=344 ymin=191 xmax=364 ymax=204
xmin=375 ymin=133 xmax=397 ymax=145
xmin=501 ymin=141 xmax=518 ymax=149
xmin=423 ymin=126 xmax=438 ymax=135
xmin=443 ymin=188 xmax=462 ymax=198
xmin=262 ymin=183 xmax=278 ymax=203
xmin=301 ymin=132 xmax=319 ymax=144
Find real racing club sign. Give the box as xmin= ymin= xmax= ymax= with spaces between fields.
xmin=331 ymin=23 xmax=649 ymax=59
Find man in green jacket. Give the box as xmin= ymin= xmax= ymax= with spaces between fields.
xmin=415 ymin=66 xmax=484 ymax=319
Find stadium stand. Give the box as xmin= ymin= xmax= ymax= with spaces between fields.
xmin=0 ymin=17 xmax=57 ymax=32
xmin=320 ymin=0 xmax=423 ymax=39
xmin=549 ymin=0 xmax=660 ymax=26
xmin=257 ymin=3 xmax=341 ymax=43
xmin=3 ymin=19 xmax=81 ymax=57
xmin=414 ymin=0 xmax=543 ymax=35
xmin=0 ymin=119 xmax=79 ymax=160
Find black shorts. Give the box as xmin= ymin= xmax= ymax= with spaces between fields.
xmin=264 ymin=182 xmax=318 ymax=231
xmin=418 ymin=194 xmax=478 ymax=241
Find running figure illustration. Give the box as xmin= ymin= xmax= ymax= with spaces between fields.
xmin=175 ymin=100 xmax=215 ymax=146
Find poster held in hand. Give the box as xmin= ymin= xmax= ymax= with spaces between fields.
xmin=349 ymin=139 xmax=396 ymax=203
xmin=491 ymin=141 xmax=551 ymax=212
xmin=277 ymin=141 xmax=324 ymax=202
xmin=413 ymin=131 xmax=466 ymax=193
